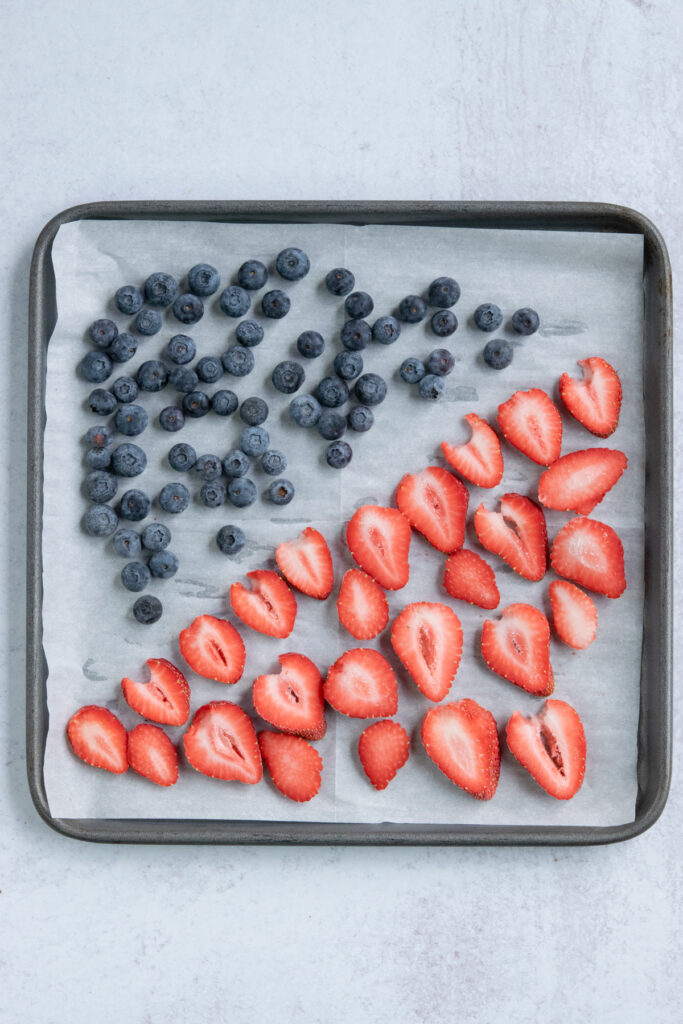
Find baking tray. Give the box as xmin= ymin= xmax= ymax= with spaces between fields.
xmin=26 ymin=201 xmax=673 ymax=845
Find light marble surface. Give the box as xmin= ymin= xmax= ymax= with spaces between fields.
xmin=1 ymin=1 xmax=680 ymax=1021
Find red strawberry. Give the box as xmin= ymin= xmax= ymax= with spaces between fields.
xmin=497 ymin=388 xmax=562 ymax=465
xmin=346 ymin=505 xmax=411 ymax=590
xmin=275 ymin=527 xmax=334 ymax=600
xmin=421 ymin=699 xmax=500 ymax=800
xmin=324 ymin=648 xmax=398 ymax=718
xmin=66 ymin=705 xmax=128 ymax=774
xmin=336 ymin=568 xmax=389 ymax=640
xmin=550 ymin=516 xmax=626 ymax=598
xmin=358 ymin=720 xmax=410 ymax=790
xmin=183 ymin=701 xmax=262 ymax=783
xmin=258 ymin=731 xmax=323 ymax=802
xmin=390 ymin=602 xmax=463 ymax=702
xmin=252 ymin=653 xmax=326 ymax=740
xmin=443 ymin=548 xmax=500 ymax=610
xmin=549 ymin=580 xmax=597 ymax=650
xmin=559 ymin=357 xmax=622 ymax=437
xmin=230 ymin=570 xmax=297 ymax=638
xmin=506 ymin=699 xmax=586 ymax=800
xmin=481 ymin=603 xmax=554 ymax=696
xmin=395 ymin=466 xmax=468 ymax=553
xmin=121 ymin=657 xmax=191 ymax=725
xmin=538 ymin=448 xmax=628 ymax=516
xmin=441 ymin=413 xmax=504 ymax=488
xmin=474 ymin=493 xmax=547 ymax=581
xmin=127 ymin=723 xmax=178 ymax=787
xmin=179 ymin=614 xmax=246 ymax=684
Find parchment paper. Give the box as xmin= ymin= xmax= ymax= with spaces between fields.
xmin=42 ymin=219 xmax=644 ymax=826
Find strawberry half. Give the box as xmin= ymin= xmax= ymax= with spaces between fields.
xmin=230 ymin=570 xmax=297 ymax=638
xmin=324 ymin=648 xmax=398 ymax=718
xmin=421 ymin=699 xmax=500 ymax=800
xmin=178 ymin=614 xmax=246 ymax=684
xmin=481 ymin=603 xmax=554 ymax=696
xmin=443 ymin=548 xmax=500 ymax=610
xmin=474 ymin=493 xmax=547 ymax=581
xmin=258 ymin=731 xmax=323 ymax=802
xmin=390 ymin=602 xmax=463 ymax=702
xmin=121 ymin=657 xmax=191 ymax=725
xmin=252 ymin=652 xmax=326 ymax=740
xmin=549 ymin=580 xmax=598 ymax=650
xmin=183 ymin=701 xmax=262 ymax=783
xmin=358 ymin=720 xmax=410 ymax=790
xmin=337 ymin=568 xmax=389 ymax=640
xmin=559 ymin=357 xmax=622 ymax=437
xmin=395 ymin=466 xmax=468 ymax=553
xmin=441 ymin=413 xmax=504 ymax=488
xmin=346 ymin=505 xmax=411 ymax=590
xmin=275 ymin=527 xmax=334 ymax=600
xmin=506 ymin=699 xmax=586 ymax=800
xmin=497 ymin=387 xmax=562 ymax=465
xmin=67 ymin=705 xmax=128 ymax=774
xmin=127 ymin=723 xmax=179 ymax=787
xmin=550 ymin=516 xmax=626 ymax=598
xmin=538 ymin=448 xmax=627 ymax=516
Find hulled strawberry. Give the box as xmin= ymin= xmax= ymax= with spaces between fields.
xmin=548 ymin=580 xmax=598 ymax=650
xmin=358 ymin=720 xmax=410 ymax=790
xmin=395 ymin=466 xmax=468 ymax=553
xmin=538 ymin=448 xmax=627 ymax=516
xmin=497 ymin=387 xmax=562 ymax=465
xmin=559 ymin=357 xmax=622 ymax=437
xmin=178 ymin=615 xmax=246 ymax=684
xmin=127 ymin=723 xmax=179 ymax=787
xmin=258 ymin=731 xmax=323 ymax=802
xmin=443 ymin=548 xmax=500 ymax=610
xmin=390 ymin=602 xmax=463 ymax=702
xmin=121 ymin=657 xmax=191 ymax=725
xmin=481 ymin=603 xmax=554 ymax=696
xmin=275 ymin=527 xmax=334 ymax=600
xmin=230 ymin=570 xmax=297 ymax=638
xmin=323 ymin=648 xmax=398 ymax=718
xmin=252 ymin=653 xmax=326 ymax=740
xmin=441 ymin=413 xmax=504 ymax=488
xmin=346 ymin=505 xmax=411 ymax=590
xmin=474 ymin=493 xmax=548 ymax=581
xmin=506 ymin=699 xmax=586 ymax=799
xmin=421 ymin=699 xmax=500 ymax=800
xmin=550 ymin=517 xmax=626 ymax=598
xmin=336 ymin=568 xmax=389 ymax=640
xmin=183 ymin=701 xmax=262 ymax=783
xmin=66 ymin=705 xmax=128 ymax=774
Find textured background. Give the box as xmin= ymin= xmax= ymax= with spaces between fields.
xmin=1 ymin=1 xmax=680 ymax=1021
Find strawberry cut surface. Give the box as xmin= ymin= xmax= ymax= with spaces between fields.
xmin=395 ymin=466 xmax=468 ymax=553
xmin=390 ymin=601 xmax=463 ymax=702
xmin=421 ymin=698 xmax=500 ymax=800
xmin=230 ymin=570 xmax=297 ymax=638
xmin=441 ymin=413 xmax=504 ymax=488
xmin=67 ymin=705 xmax=128 ymax=774
xmin=538 ymin=448 xmax=627 ymax=516
xmin=481 ymin=603 xmax=554 ymax=696
xmin=178 ymin=615 xmax=246 ymax=684
xmin=121 ymin=657 xmax=191 ymax=726
xmin=252 ymin=653 xmax=326 ymax=740
xmin=549 ymin=581 xmax=598 ymax=650
xmin=183 ymin=701 xmax=262 ymax=783
xmin=559 ymin=357 xmax=622 ymax=437
xmin=127 ymin=723 xmax=179 ymax=787
xmin=337 ymin=568 xmax=389 ymax=640
xmin=358 ymin=720 xmax=410 ymax=790
xmin=506 ymin=699 xmax=586 ymax=800
xmin=474 ymin=493 xmax=547 ymax=581
xmin=550 ymin=516 xmax=626 ymax=598
xmin=497 ymin=387 xmax=562 ymax=465
xmin=258 ymin=731 xmax=323 ymax=802
xmin=275 ymin=527 xmax=334 ymax=600
xmin=443 ymin=548 xmax=500 ymax=610
xmin=324 ymin=648 xmax=399 ymax=718
xmin=346 ymin=505 xmax=411 ymax=590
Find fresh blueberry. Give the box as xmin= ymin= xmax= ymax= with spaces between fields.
xmin=297 ymin=330 xmax=325 ymax=359
xmin=354 ymin=373 xmax=386 ymax=406
xmin=483 ymin=338 xmax=514 ymax=369
xmin=272 ymin=360 xmax=305 ymax=394
xmin=88 ymin=319 xmax=118 ymax=348
xmin=212 ymin=389 xmax=238 ymax=416
xmin=237 ymin=260 xmax=268 ymax=290
xmin=427 ymin=276 xmax=461 ymax=308
xmin=121 ymin=561 xmax=151 ymax=592
xmin=115 ymin=404 xmax=148 ymax=436
xmin=111 ymin=443 xmax=147 ymax=477
xmin=221 ymin=345 xmax=255 ymax=377
xmin=426 ymin=348 xmax=455 ymax=377
xmin=113 ymin=528 xmax=141 ymax=558
xmin=431 ymin=310 xmax=458 ymax=337
xmin=83 ymin=504 xmax=118 ymax=537
xmin=108 ymin=332 xmax=138 ymax=363
xmin=511 ymin=307 xmax=540 ymax=335
xmin=228 ymin=478 xmax=257 ymax=508
xmin=345 ymin=291 xmax=374 ymax=320
xmin=166 ymin=334 xmax=196 ymax=364
xmin=316 ymin=376 xmax=349 ymax=408
xmin=141 ymin=523 xmax=171 ymax=552
xmin=134 ymin=309 xmax=163 ymax=336
xmin=217 ymin=524 xmax=246 ymax=555
xmin=112 ymin=376 xmax=139 ymax=403
xmin=418 ymin=374 xmax=445 ymax=400
xmin=169 ymin=366 xmax=199 ymax=393
xmin=149 ymin=550 xmax=179 ymax=579
xmin=239 ymin=425 xmax=269 ymax=456
xmin=340 ymin=319 xmax=371 ymax=351
xmin=85 ymin=470 xmax=118 ymax=503
xmin=276 ymin=247 xmax=310 ymax=281
xmin=261 ymin=289 xmax=291 ymax=319
xmin=239 ymin=396 xmax=269 ymax=426
xmin=136 ymin=360 xmax=168 ymax=392
xmin=182 ymin=391 xmax=210 ymax=417
xmin=133 ymin=595 xmax=163 ymax=624
xmin=87 ymin=388 xmax=117 ymax=416
xmin=172 ymin=292 xmax=204 ymax=325
xmin=158 ymin=482 xmax=190 ymax=514
xmin=223 ymin=449 xmax=250 ymax=477
xmin=194 ymin=454 xmax=223 ymax=481
xmin=289 ymin=394 xmax=321 ymax=427
xmin=85 ymin=424 xmax=114 ymax=448
xmin=115 ymin=285 xmax=144 ymax=316
xmin=267 ymin=478 xmax=295 ymax=505
xmin=235 ymin=320 xmax=264 ymax=347
xmin=333 ymin=351 xmax=363 ymax=381
xmin=326 ymin=441 xmax=352 ymax=469
xmin=168 ymin=442 xmax=197 ymax=472
xmin=261 ymin=449 xmax=287 ymax=475
xmin=200 ymin=481 xmax=227 ymax=508
xmin=318 ymin=409 xmax=346 ymax=440
xmin=325 ymin=267 xmax=355 ymax=296
xmin=372 ymin=315 xmax=402 ymax=345
xmin=85 ymin=447 xmax=111 ymax=470
xmin=159 ymin=406 xmax=185 ymax=432
xmin=347 ymin=405 xmax=374 ymax=432
xmin=80 ymin=350 xmax=113 ymax=383
xmin=473 ymin=303 xmax=503 ymax=332
xmin=196 ymin=356 xmax=223 ymax=384
xmin=219 ymin=285 xmax=250 ymax=318
xmin=398 ymin=295 xmax=427 ymax=323
xmin=144 ymin=272 xmax=178 ymax=307
xmin=187 ymin=263 xmax=220 ymax=297
xmin=119 ymin=488 xmax=151 ymax=521
xmin=400 ymin=357 xmax=426 ymax=384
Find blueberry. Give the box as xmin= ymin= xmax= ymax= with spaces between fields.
xmin=113 ymin=528 xmax=141 ymax=558
xmin=372 ymin=315 xmax=402 ymax=345
xmin=325 ymin=267 xmax=355 ymax=296
xmin=121 ymin=561 xmax=151 ymax=592
xmin=297 ymin=331 xmax=325 ymax=359
xmin=119 ymin=488 xmax=151 ymax=521
xmin=316 ymin=376 xmax=349 ymax=408
xmin=85 ymin=447 xmax=111 ymax=470
xmin=473 ymin=303 xmax=503 ymax=332
xmin=187 ymin=263 xmax=220 ymax=297
xmin=318 ymin=409 xmax=346 ymax=440
xmin=400 ymin=357 xmax=426 ymax=384
xmin=83 ymin=504 xmax=118 ymax=537
xmin=426 ymin=348 xmax=455 ymax=377
xmin=276 ymin=247 xmax=310 ymax=281
xmin=85 ymin=470 xmax=118 ymax=503
xmin=427 ymin=276 xmax=460 ymax=308
xmin=144 ymin=272 xmax=178 ymax=307
xmin=87 ymin=388 xmax=117 ymax=416
xmin=196 ymin=356 xmax=223 ymax=384
xmin=88 ymin=318 xmax=118 ymax=348
xmin=137 ymin=360 xmax=168 ymax=392
xmin=354 ymin=373 xmax=386 ymax=406
xmin=326 ymin=441 xmax=352 ymax=469
xmin=272 ymin=360 xmax=305 ymax=394
xmin=235 ymin=320 xmax=264 ymax=347
xmin=115 ymin=285 xmax=144 ymax=316
xmin=418 ymin=374 xmax=445 ymax=400
xmin=158 ymin=482 xmax=190 ymax=513
xmin=483 ymin=338 xmax=514 ymax=369
xmin=194 ymin=454 xmax=223 ymax=481
xmin=108 ymin=332 xmax=138 ymax=363
xmin=345 ymin=291 xmax=374 ymax=319
xmin=115 ymin=404 xmax=148 ymax=436
xmin=219 ymin=285 xmax=250 ymax=318
xmin=85 ymin=424 xmax=114 ymax=448
xmin=239 ymin=425 xmax=270 ymax=456
xmin=511 ymin=307 xmax=540 ymax=335
xmin=159 ymin=406 xmax=185 ymax=432
xmin=267 ymin=479 xmax=295 ymax=505
xmin=182 ymin=391 xmax=210 ymax=417
xmin=200 ymin=482 xmax=227 ymax=508
xmin=134 ymin=309 xmax=163 ymax=336
xmin=347 ymin=405 xmax=374 ymax=432
xmin=169 ymin=366 xmax=199 ymax=393
xmin=237 ymin=260 xmax=268 ymax=290
xmin=172 ymin=293 xmax=204 ymax=325
xmin=217 ymin=524 xmax=246 ymax=555
xmin=431 ymin=310 xmax=458 ymax=337
xmin=141 ymin=523 xmax=171 ymax=552
xmin=228 ymin=477 xmax=257 ymax=507
xmin=289 ymin=394 xmax=321 ymax=427
xmin=261 ymin=289 xmax=291 ymax=319
xmin=223 ymin=449 xmax=250 ymax=477
xmin=133 ymin=595 xmax=163 ymax=624
xmin=340 ymin=319 xmax=371 ymax=351
xmin=333 ymin=351 xmax=363 ymax=381
xmin=166 ymin=334 xmax=196 ymax=364
xmin=398 ymin=295 xmax=427 ymax=323
xmin=80 ymin=350 xmax=113 ymax=383
xmin=261 ymin=449 xmax=287 ymax=475
xmin=149 ymin=550 xmax=179 ymax=579
xmin=212 ymin=389 xmax=238 ymax=416
xmin=111 ymin=443 xmax=147 ymax=477
xmin=112 ymin=376 xmax=139 ymax=403
xmin=239 ymin=396 xmax=268 ymax=426
xmin=222 ymin=345 xmax=255 ymax=377
xmin=168 ymin=442 xmax=197 ymax=472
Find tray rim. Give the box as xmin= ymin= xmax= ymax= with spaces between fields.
xmin=26 ymin=199 xmax=673 ymax=846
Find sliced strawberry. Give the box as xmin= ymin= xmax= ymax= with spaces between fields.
xmin=559 ymin=357 xmax=622 ymax=437
xmin=506 ymin=699 xmax=586 ymax=799
xmin=67 ymin=705 xmax=128 ymax=774
xmin=474 ymin=493 xmax=547 ymax=581
xmin=346 ymin=505 xmax=411 ymax=590
xmin=497 ymin=388 xmax=562 ymax=465
xmin=443 ymin=548 xmax=500 ymax=610
xmin=441 ymin=413 xmax=504 ymax=488
xmin=538 ymin=448 xmax=627 ymax=516
xmin=481 ymin=603 xmax=554 ymax=696
xmin=258 ymin=731 xmax=323 ymax=802
xmin=183 ymin=701 xmax=262 ymax=783
xmin=252 ymin=653 xmax=326 ymax=740
xmin=324 ymin=648 xmax=398 ymax=718
xmin=390 ymin=602 xmax=463 ymax=702
xmin=179 ymin=614 xmax=246 ymax=684
xmin=358 ymin=720 xmax=410 ymax=790
xmin=230 ymin=570 xmax=297 ymax=638
xmin=550 ymin=516 xmax=626 ymax=598
xmin=395 ymin=466 xmax=468 ymax=553
xmin=275 ymin=527 xmax=334 ymax=600
xmin=549 ymin=581 xmax=598 ymax=650
xmin=121 ymin=657 xmax=191 ymax=725
xmin=127 ymin=723 xmax=179 ymax=787
xmin=421 ymin=699 xmax=500 ymax=800
xmin=337 ymin=568 xmax=389 ymax=640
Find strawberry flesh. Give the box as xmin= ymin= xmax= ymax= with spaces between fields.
xmin=443 ymin=548 xmax=500 ymax=610
xmin=550 ymin=516 xmax=626 ymax=598
xmin=346 ymin=505 xmax=411 ymax=590
xmin=421 ymin=698 xmax=500 ymax=800
xmin=538 ymin=448 xmax=627 ymax=516
xmin=474 ymin=493 xmax=547 ymax=581
xmin=324 ymin=648 xmax=398 ymax=718
xmin=67 ymin=705 xmax=128 ymax=774
xmin=183 ymin=701 xmax=262 ymax=783
xmin=230 ymin=570 xmax=297 ymax=638
xmin=336 ymin=568 xmax=389 ymax=640
xmin=121 ymin=657 xmax=191 ymax=725
xmin=441 ymin=413 xmax=504 ymax=488
xmin=390 ymin=601 xmax=463 ymax=702
xmin=252 ymin=652 xmax=326 ymax=740
xmin=127 ymin=723 xmax=179 ymax=786
xmin=506 ymin=699 xmax=586 ymax=799
xmin=178 ymin=614 xmax=246 ymax=684
xmin=497 ymin=387 xmax=562 ymax=465
xmin=549 ymin=580 xmax=598 ymax=650
xmin=395 ymin=465 xmax=468 ymax=553
xmin=258 ymin=731 xmax=323 ymax=802
xmin=559 ymin=357 xmax=622 ymax=437
xmin=481 ymin=603 xmax=554 ymax=696
xmin=275 ymin=527 xmax=334 ymax=600
xmin=358 ymin=720 xmax=410 ymax=790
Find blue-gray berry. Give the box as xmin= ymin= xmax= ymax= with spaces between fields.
xmin=113 ymin=528 xmax=141 ymax=558
xmin=115 ymin=404 xmax=148 ymax=436
xmin=217 ymin=525 xmax=246 ymax=555
xmin=222 ymin=345 xmax=255 ymax=377
xmin=235 ymin=320 xmax=264 ymax=347
xmin=137 ymin=360 xmax=168 ymax=392
xmin=354 ymin=373 xmax=386 ymax=406
xmin=88 ymin=389 xmax=117 ymax=416
xmin=166 ymin=334 xmax=196 ymax=364
xmin=318 ymin=409 xmax=346 ymax=440
xmin=345 ymin=291 xmax=374 ymax=320
xmin=325 ymin=441 xmax=352 ymax=469
xmin=80 ymin=350 xmax=113 ymax=383
xmin=228 ymin=478 xmax=257 ymax=507
xmin=188 ymin=263 xmax=220 ymax=297
xmin=200 ymin=482 xmax=227 ymax=508
xmin=85 ymin=425 xmax=114 ymax=448
xmin=316 ymin=376 xmax=349 ymax=408
xmin=297 ymin=330 xmax=324 ymax=359
xmin=483 ymin=339 xmax=514 ymax=369
xmin=182 ymin=391 xmax=210 ymax=417
xmin=428 ymin=277 xmax=460 ymax=308
xmin=261 ymin=289 xmax=291 ymax=319
xmin=173 ymin=293 xmax=204 ymax=325
xmin=149 ymin=550 xmax=179 ymax=579
xmin=141 ymin=523 xmax=171 ymax=552
xmin=83 ymin=504 xmax=118 ymax=537
xmin=289 ymin=394 xmax=321 ymax=427
xmin=400 ymin=357 xmax=426 ymax=384
xmin=272 ymin=360 xmax=305 ymax=394
xmin=134 ymin=309 xmax=163 ymax=336
xmin=239 ymin=396 xmax=269 ymax=425
xmin=219 ymin=285 xmax=250 ymax=317
xmin=108 ymin=332 xmax=138 ymax=363
xmin=372 ymin=316 xmax=401 ymax=345
xmin=133 ymin=595 xmax=163 ymax=624
xmin=239 ymin=425 xmax=270 ymax=456
xmin=418 ymin=374 xmax=445 ymax=400
xmin=347 ymin=405 xmax=374 ymax=432
xmin=119 ymin=488 xmax=151 ymax=521
xmin=325 ymin=267 xmax=355 ymax=296
xmin=223 ymin=450 xmax=250 ymax=477
xmin=340 ymin=320 xmax=371 ymax=350
xmin=121 ymin=561 xmax=151 ymax=592
xmin=237 ymin=260 xmax=268 ymax=290
xmin=426 ymin=348 xmax=455 ymax=377
xmin=115 ymin=285 xmax=144 ymax=316
xmin=158 ymin=482 xmax=190 ymax=513
xmin=473 ymin=303 xmax=503 ymax=332
xmin=261 ymin=450 xmax=287 ymax=475
xmin=333 ymin=351 xmax=363 ymax=381
xmin=168 ymin=443 xmax=197 ymax=472
xmin=85 ymin=470 xmax=118 ymax=503
xmin=267 ymin=478 xmax=295 ymax=505
xmin=111 ymin=443 xmax=147 ymax=477
xmin=144 ymin=272 xmax=178 ymax=307
xmin=112 ymin=376 xmax=139 ymax=403
xmin=511 ymin=308 xmax=540 ymax=335
xmin=89 ymin=318 xmax=118 ymax=347
xmin=430 ymin=310 xmax=458 ymax=337
xmin=85 ymin=447 xmax=111 ymax=470
xmin=194 ymin=454 xmax=223 ymax=481
xmin=196 ymin=356 xmax=223 ymax=383
xmin=169 ymin=366 xmax=199 ymax=393
xmin=398 ymin=295 xmax=427 ymax=323
xmin=159 ymin=406 xmax=185 ymax=432
xmin=212 ymin=390 xmax=238 ymax=416
xmin=276 ymin=248 xmax=310 ymax=281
